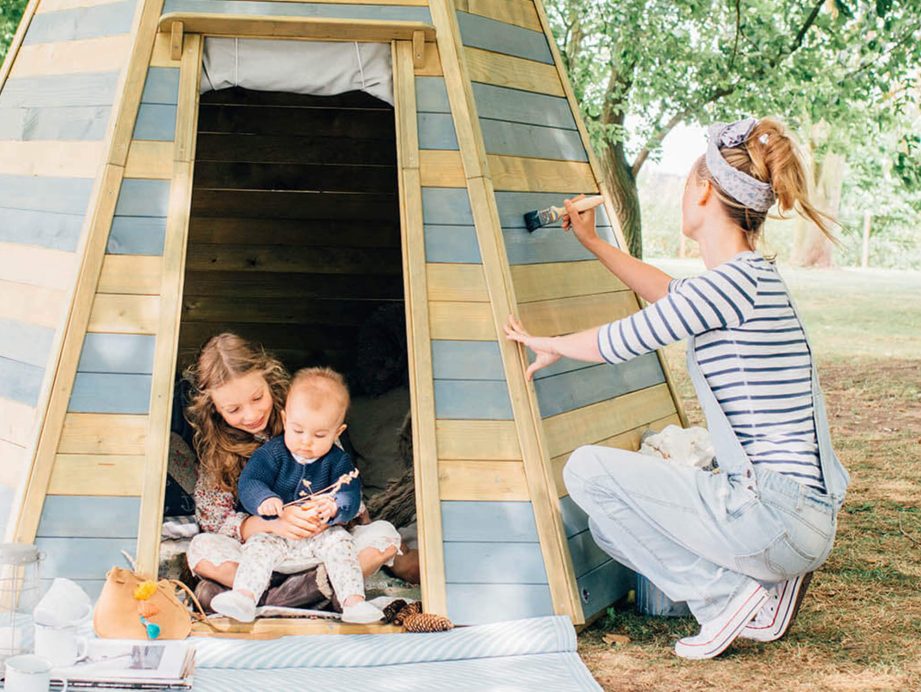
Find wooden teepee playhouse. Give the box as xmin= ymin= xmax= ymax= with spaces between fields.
xmin=0 ymin=0 xmax=686 ymax=633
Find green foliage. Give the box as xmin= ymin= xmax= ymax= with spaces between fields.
xmin=0 ymin=0 xmax=27 ymax=65
xmin=545 ymin=0 xmax=921 ymax=256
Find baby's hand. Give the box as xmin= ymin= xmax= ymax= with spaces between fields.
xmin=258 ymin=497 xmax=284 ymax=516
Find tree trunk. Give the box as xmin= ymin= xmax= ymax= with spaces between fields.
xmin=600 ymin=143 xmax=643 ymax=258
xmin=791 ymin=151 xmax=844 ymax=268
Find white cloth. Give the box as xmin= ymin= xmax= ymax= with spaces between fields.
xmin=201 ymin=38 xmax=393 ymax=104
xmin=638 ymin=424 xmax=715 ymax=470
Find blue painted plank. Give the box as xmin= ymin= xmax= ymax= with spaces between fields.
xmin=0 ymin=105 xmax=110 ymax=141
xmin=114 ymin=179 xmax=171 ymax=217
xmin=445 ymin=542 xmax=548 ymax=585
xmin=434 ymin=380 xmax=512 ymax=420
xmin=535 ymin=354 xmax=666 ymax=418
xmin=133 ymin=103 xmax=177 ymax=141
xmin=503 ymin=225 xmax=602 ymax=264
xmin=577 ymin=558 xmax=633 ymax=621
xmin=22 ymin=1 xmax=136 ymax=45
xmin=40 ymin=579 xmax=105 ymax=601
xmin=35 ymin=537 xmax=138 ymax=580
xmin=481 ymin=119 xmax=587 ymax=161
xmin=423 ymin=224 xmax=481 ymax=264
xmin=431 ymin=340 xmax=503 ymax=380
xmin=0 ymin=73 xmax=119 ymax=108
xmin=495 ymin=191 xmax=612 ymax=228
xmin=0 ymin=357 xmax=43 ymax=406
xmin=107 ymin=216 xmax=167 ymax=255
xmin=37 ymin=496 xmax=140 ymax=538
xmin=162 ymin=0 xmax=431 ymax=22
xmin=421 ymin=188 xmax=473 ymax=225
xmin=0 ymin=208 xmax=84 ymax=251
xmin=533 ymin=354 xmax=599 ymax=380
xmin=0 ymin=175 xmax=93 ymax=215
xmin=418 ymin=113 xmax=457 ymax=150
xmin=68 ymin=372 xmax=152 ymax=414
xmin=141 ymin=68 xmax=180 ymax=106
xmin=78 ymin=333 xmax=155 ymax=375
xmin=441 ymin=500 xmax=539 ymax=543
xmin=471 ymin=83 xmax=578 ymax=130
xmin=446 ymin=583 xmax=553 ymax=625
xmin=0 ymin=319 xmax=54 ymax=368
xmin=415 ymin=77 xmax=450 ymax=113
xmin=456 ymin=11 xmax=553 ymax=64
xmin=568 ymin=528 xmax=610 ymax=578
xmin=559 ymin=494 xmax=589 ymax=538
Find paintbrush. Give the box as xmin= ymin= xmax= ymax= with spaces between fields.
xmin=523 ymin=195 xmax=604 ymax=232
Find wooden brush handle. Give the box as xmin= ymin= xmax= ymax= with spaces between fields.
xmin=570 ymin=195 xmax=605 ymax=212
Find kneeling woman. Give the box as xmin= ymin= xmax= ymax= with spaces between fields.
xmin=505 ymin=118 xmax=849 ymax=659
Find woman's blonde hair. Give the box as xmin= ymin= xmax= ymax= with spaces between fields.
xmin=695 ymin=117 xmax=837 ymax=247
xmin=184 ymin=333 xmax=289 ymax=492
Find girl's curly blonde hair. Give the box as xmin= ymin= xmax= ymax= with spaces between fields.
xmin=184 ymin=333 xmax=289 ymax=492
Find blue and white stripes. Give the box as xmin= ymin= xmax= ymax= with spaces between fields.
xmin=597 ymin=252 xmax=825 ymax=492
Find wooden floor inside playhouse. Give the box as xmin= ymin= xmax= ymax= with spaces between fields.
xmin=172 ymin=87 xmax=419 ymax=635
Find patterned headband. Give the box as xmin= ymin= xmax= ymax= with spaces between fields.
xmin=705 ymin=117 xmax=775 ymax=213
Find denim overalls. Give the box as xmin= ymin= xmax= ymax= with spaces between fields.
xmin=564 ymin=273 xmax=850 ymax=623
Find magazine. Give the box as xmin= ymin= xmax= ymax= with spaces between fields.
xmin=49 ymin=640 xmax=195 ymax=690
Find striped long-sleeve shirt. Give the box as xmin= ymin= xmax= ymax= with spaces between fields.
xmin=598 ymin=251 xmax=825 ymax=492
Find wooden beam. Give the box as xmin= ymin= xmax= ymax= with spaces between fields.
xmin=412 ymin=29 xmax=425 ymax=68
xmin=170 ymin=20 xmax=184 ymax=61
xmin=157 ymin=14 xmax=436 ymax=43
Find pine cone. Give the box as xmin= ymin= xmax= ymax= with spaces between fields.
xmin=382 ymin=599 xmax=408 ymax=624
xmin=393 ymin=600 xmax=422 ymax=625
xmin=403 ymin=613 xmax=454 ymax=633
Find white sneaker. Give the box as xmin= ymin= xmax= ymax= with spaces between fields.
xmin=739 ymin=572 xmax=813 ymax=642
xmin=674 ymin=585 xmax=768 ymax=660
xmin=341 ymin=600 xmax=385 ymax=624
xmin=211 ymin=590 xmax=257 ymax=623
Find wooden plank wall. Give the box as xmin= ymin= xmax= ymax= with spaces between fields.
xmin=0 ymin=0 xmax=140 ymax=544
xmin=454 ymin=0 xmax=684 ymax=621
xmin=178 ymin=88 xmax=403 ymax=373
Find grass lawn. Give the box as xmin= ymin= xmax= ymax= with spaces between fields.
xmin=577 ymin=261 xmax=921 ymax=691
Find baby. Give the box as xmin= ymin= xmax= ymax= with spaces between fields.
xmin=210 ymin=367 xmax=384 ymax=624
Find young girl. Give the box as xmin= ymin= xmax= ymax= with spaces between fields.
xmin=505 ymin=117 xmax=849 ymax=660
xmin=184 ymin=333 xmax=415 ymax=612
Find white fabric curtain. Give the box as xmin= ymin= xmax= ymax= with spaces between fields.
xmin=200 ymin=38 xmax=393 ymax=105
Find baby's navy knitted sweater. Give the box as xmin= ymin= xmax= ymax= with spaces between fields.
xmin=237 ymin=436 xmax=361 ymax=524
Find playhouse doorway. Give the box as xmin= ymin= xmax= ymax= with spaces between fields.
xmin=164 ymin=84 xmax=421 ymax=613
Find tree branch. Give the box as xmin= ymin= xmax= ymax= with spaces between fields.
xmin=728 ymin=0 xmax=741 ymax=71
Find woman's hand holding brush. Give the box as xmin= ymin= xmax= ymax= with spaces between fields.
xmin=561 ymin=194 xmax=601 ymax=249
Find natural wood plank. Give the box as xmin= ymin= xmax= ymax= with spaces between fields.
xmin=10 ymin=35 xmax=131 ymax=77
xmin=426 ymin=263 xmax=488 ymax=302
xmin=88 ymin=294 xmax=160 ymax=334
xmin=415 ymin=40 xmax=442 ymax=75
xmin=0 ymin=141 xmax=103 ymax=178
xmin=511 ymin=260 xmax=628 ymax=303
xmin=0 ymin=397 xmax=34 ymax=447
xmin=124 ymin=140 xmax=173 ymax=179
xmin=0 ymin=241 xmax=76 ymax=291
xmin=543 ymin=384 xmax=677 ymax=459
xmin=98 ymin=255 xmax=163 ymax=295
xmin=551 ymin=414 xmax=682 ymax=496
xmin=429 ymin=301 xmax=494 ymax=340
xmin=459 ymin=0 xmax=541 ymax=31
xmin=150 ymin=29 xmax=181 ymax=68
xmin=0 ymin=279 xmax=64 ymax=328
xmin=436 ymin=419 xmax=521 ymax=460
xmin=439 ymin=459 xmax=529 ymax=501
xmin=488 ymin=154 xmax=597 ymax=193
xmin=393 ymin=39 xmax=447 ymax=617
xmin=464 ymin=46 xmax=563 ymax=96
xmin=157 ymin=14 xmax=436 ymax=42
xmin=518 ymin=291 xmax=638 ymax=336
xmin=48 ymin=454 xmax=145 ymax=496
xmin=57 ymin=413 xmax=148 ymax=455
xmin=419 ymin=149 xmax=466 ymax=186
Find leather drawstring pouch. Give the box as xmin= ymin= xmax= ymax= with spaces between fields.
xmin=93 ymin=567 xmax=212 ymax=640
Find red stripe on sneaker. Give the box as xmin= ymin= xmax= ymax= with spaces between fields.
xmin=682 ymin=586 xmax=765 ymax=647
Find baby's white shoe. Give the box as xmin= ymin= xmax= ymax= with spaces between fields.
xmin=341 ymin=599 xmax=385 ymax=624
xmin=211 ymin=590 xmax=256 ymax=623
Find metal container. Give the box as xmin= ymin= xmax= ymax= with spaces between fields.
xmin=636 ymin=573 xmax=690 ymax=617
xmin=0 ymin=544 xmax=43 ymax=664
